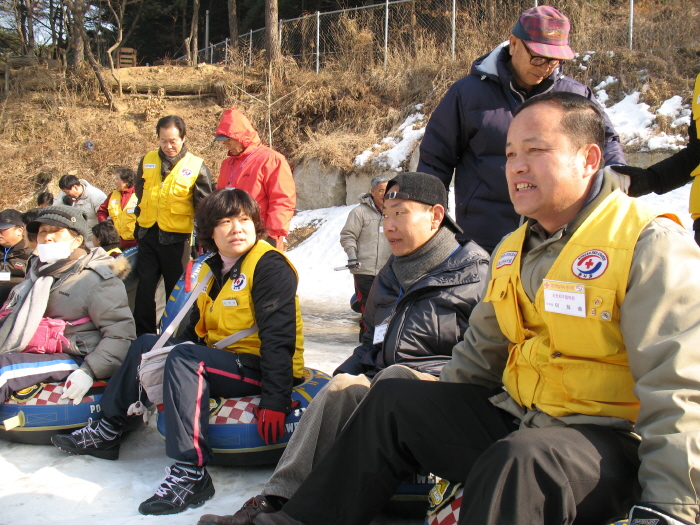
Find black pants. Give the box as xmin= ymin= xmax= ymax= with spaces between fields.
xmin=282 ymin=379 xmax=641 ymax=525
xmin=133 ymin=226 xmax=186 ymax=336
xmin=100 ymin=334 xmax=262 ymax=466
xmin=353 ymin=274 xmax=375 ymax=341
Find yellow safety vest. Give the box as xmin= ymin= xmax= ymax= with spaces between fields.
xmin=484 ymin=191 xmax=680 ymax=422
xmin=137 ymin=150 xmax=203 ymax=233
xmin=107 ymin=190 xmax=138 ymax=241
xmin=687 ymin=74 xmax=700 ymax=218
xmin=194 ymin=241 xmax=305 ymax=379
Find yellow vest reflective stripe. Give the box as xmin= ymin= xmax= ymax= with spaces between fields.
xmin=687 ymin=74 xmax=700 ymax=218
xmin=484 ymin=191 xmax=681 ymax=422
xmin=107 ymin=190 xmax=138 ymax=241
xmin=137 ymin=150 xmax=203 ymax=233
xmin=194 ymin=241 xmax=305 ymax=379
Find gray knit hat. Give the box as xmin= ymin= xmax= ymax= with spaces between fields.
xmin=26 ymin=205 xmax=91 ymax=240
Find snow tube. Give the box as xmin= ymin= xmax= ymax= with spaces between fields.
xmin=156 ymin=367 xmax=331 ymax=466
xmin=0 ymin=381 xmax=109 ymax=445
xmin=422 ymin=483 xmax=629 ymax=525
xmin=159 ymin=252 xmax=214 ymax=334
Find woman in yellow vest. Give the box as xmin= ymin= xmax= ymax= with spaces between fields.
xmin=611 ymin=73 xmax=700 ymax=243
xmin=51 ymin=189 xmax=305 ymax=516
xmin=96 ymin=167 xmax=139 ymax=249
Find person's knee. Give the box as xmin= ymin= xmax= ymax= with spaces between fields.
xmin=163 ymin=344 xmax=198 ymax=378
xmin=373 ymin=364 xmax=419 ymax=381
xmin=325 ymin=373 xmax=370 ymax=404
xmin=476 ymin=429 xmax=555 ymax=473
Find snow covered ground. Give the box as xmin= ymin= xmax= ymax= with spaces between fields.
xmin=0 ymin=77 xmax=695 ymax=523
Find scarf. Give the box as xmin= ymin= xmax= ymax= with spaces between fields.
xmin=391 ymin=226 xmax=459 ymax=291
xmin=0 ymin=251 xmax=86 ymax=354
xmin=158 ymin=145 xmax=188 ymax=179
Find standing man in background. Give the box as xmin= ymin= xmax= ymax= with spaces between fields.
xmin=133 ymin=115 xmax=213 ymax=336
xmin=214 ymin=108 xmax=296 ymax=251
xmin=417 ymin=5 xmax=625 ymax=253
xmin=339 ymin=175 xmax=392 ymax=339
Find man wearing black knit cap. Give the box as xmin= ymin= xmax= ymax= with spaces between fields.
xmin=199 ymin=172 xmax=489 ymax=525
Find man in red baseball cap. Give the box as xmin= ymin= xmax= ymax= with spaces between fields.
xmin=417 ymin=5 xmax=625 ymax=255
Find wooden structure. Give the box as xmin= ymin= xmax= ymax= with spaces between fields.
xmin=117 ymin=48 xmax=137 ymax=68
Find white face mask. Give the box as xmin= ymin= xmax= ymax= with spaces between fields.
xmin=37 ymin=240 xmax=73 ymax=264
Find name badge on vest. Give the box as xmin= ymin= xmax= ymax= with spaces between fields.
xmin=379 ymin=226 xmax=384 ymax=233
xmin=543 ymin=279 xmax=586 ymax=318
xmin=127 ymin=208 xmax=135 ymax=213
xmin=144 ymin=163 xmax=157 ymax=169
xmin=222 ymin=299 xmax=238 ymax=307
xmin=373 ymin=323 xmax=388 ymax=344
xmin=0 ymin=271 xmax=10 ymax=281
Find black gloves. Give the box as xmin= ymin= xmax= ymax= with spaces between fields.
xmin=348 ymin=259 xmax=361 ymax=269
xmin=629 ymin=504 xmax=695 ymax=525
xmin=609 ymin=165 xmax=662 ymax=197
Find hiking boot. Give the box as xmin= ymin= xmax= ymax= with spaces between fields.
xmin=51 ymin=418 xmax=121 ymax=460
xmin=253 ymin=511 xmax=305 ymax=525
xmin=138 ymin=464 xmax=215 ymax=516
xmin=198 ymin=495 xmax=275 ymax=525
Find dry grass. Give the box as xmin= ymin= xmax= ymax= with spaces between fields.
xmin=0 ymin=0 xmax=697 ymax=211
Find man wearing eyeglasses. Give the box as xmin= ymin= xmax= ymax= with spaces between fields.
xmin=417 ymin=6 xmax=625 ymax=254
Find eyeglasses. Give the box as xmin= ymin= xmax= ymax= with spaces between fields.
xmin=522 ymin=42 xmax=560 ymax=68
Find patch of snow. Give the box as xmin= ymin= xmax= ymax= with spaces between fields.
xmin=594 ymin=76 xmax=617 ymax=92
xmin=354 ymin=111 xmax=427 ymax=172
xmin=657 ymin=95 xmax=684 ymax=117
xmin=596 ymin=89 xmax=609 ymax=105
xmin=607 ymin=92 xmax=655 ymax=147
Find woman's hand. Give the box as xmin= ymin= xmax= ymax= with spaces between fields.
xmin=254 ymin=406 xmax=286 ymax=444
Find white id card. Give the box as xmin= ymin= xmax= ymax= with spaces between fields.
xmin=379 ymin=226 xmax=384 ymax=233
xmin=373 ymin=323 xmax=388 ymax=344
xmin=222 ymin=299 xmax=238 ymax=307
xmin=543 ymin=279 xmax=586 ymax=318
xmin=0 ymin=271 xmax=10 ymax=281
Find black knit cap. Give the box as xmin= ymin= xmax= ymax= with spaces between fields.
xmin=26 ymin=205 xmax=91 ymax=240
xmin=385 ymin=172 xmax=462 ymax=233
xmin=0 ymin=209 xmax=23 ymax=229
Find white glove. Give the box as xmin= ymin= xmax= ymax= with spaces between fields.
xmin=60 ymin=369 xmax=93 ymax=405
xmin=604 ymin=165 xmax=631 ymax=194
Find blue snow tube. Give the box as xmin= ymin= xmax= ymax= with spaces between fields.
xmin=0 ymin=381 xmax=114 ymax=445
xmin=156 ymin=367 xmax=331 ymax=466
xmin=159 ymin=252 xmax=214 ymax=334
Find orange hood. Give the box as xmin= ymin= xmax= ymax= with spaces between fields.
xmin=215 ymin=108 xmax=262 ymax=156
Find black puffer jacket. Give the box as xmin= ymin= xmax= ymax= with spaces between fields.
xmin=334 ymin=240 xmax=489 ymax=377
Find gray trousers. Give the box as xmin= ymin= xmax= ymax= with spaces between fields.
xmin=263 ymin=364 xmax=437 ymax=499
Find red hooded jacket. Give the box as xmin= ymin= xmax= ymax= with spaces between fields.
xmin=216 ymin=108 xmax=296 ymax=239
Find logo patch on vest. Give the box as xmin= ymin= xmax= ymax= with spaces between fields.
xmin=231 ymin=273 xmax=247 ymax=291
xmin=496 ymin=251 xmax=518 ymax=268
xmin=572 ymin=250 xmax=608 ymax=280
xmin=144 ymin=163 xmax=157 ymax=169
xmin=180 ymin=168 xmax=194 ymax=177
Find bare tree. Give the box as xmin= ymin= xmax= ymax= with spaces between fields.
xmin=65 ymin=0 xmax=116 ymax=110
xmin=227 ymin=0 xmax=237 ymax=50
xmin=264 ymin=0 xmax=280 ymax=64
xmin=188 ymin=0 xmax=199 ymax=65
xmin=104 ymin=0 xmax=145 ymax=94
xmin=66 ymin=0 xmax=85 ymax=67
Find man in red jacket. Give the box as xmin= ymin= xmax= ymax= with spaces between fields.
xmin=215 ymin=108 xmax=296 ymax=251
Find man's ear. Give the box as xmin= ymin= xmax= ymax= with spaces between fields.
xmin=580 ymin=143 xmax=603 ymax=177
xmin=508 ymin=35 xmax=517 ymax=55
xmin=432 ymin=204 xmax=446 ymax=230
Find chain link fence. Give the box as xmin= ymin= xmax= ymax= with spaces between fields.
xmin=190 ymin=0 xmax=696 ymax=71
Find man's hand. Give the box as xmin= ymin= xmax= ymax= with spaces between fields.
xmin=629 ymin=504 xmax=695 ymax=525
xmin=255 ymin=407 xmax=286 ymax=444
xmin=60 ymin=369 xmax=93 ymax=405
xmin=607 ymin=165 xmax=661 ymax=197
xmin=348 ymin=259 xmax=361 ymax=269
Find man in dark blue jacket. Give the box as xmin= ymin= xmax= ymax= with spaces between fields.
xmin=417 ymin=6 xmax=625 ymax=253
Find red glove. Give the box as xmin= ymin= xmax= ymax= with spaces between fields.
xmin=255 ymin=407 xmax=286 ymax=445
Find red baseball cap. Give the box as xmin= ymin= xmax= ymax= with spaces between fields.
xmin=512 ymin=6 xmax=574 ymax=60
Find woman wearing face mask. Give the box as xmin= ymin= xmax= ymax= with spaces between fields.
xmin=52 ymin=189 xmax=305 ymax=516
xmin=0 ymin=205 xmax=136 ymax=404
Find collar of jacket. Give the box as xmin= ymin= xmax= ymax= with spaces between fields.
xmin=387 ymin=240 xmax=488 ymax=294
xmin=472 ymin=43 xmax=563 ymax=99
